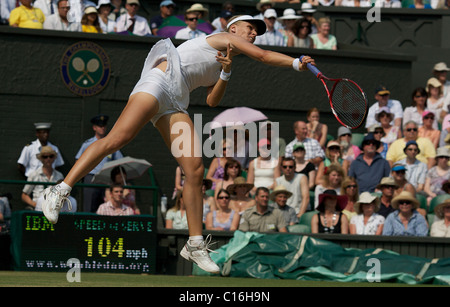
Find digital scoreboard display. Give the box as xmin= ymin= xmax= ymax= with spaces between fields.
xmin=10 ymin=211 xmax=156 ymax=274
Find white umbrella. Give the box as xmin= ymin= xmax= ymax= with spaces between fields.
xmin=92 ymin=156 xmax=152 ymax=184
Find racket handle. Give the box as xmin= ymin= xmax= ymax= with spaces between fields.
xmin=300 ymin=55 xmax=321 ymax=78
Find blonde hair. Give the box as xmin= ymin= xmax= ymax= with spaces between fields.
xmin=225 ymin=15 xmax=242 ymax=32
xmin=317 ymin=17 xmax=331 ymax=28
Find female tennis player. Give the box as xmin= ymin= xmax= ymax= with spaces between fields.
xmin=42 ymin=15 xmax=315 ymax=274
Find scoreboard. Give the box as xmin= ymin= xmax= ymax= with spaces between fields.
xmin=10 ymin=211 xmax=156 ymax=274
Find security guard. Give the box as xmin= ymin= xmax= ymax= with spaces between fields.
xmin=75 ymin=115 xmax=123 ymax=212
xmin=17 ymin=122 xmax=65 ymax=177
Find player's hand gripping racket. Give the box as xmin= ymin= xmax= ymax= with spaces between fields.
xmin=300 ymin=55 xmax=368 ymax=129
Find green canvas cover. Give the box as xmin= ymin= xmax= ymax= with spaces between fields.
xmin=193 ymin=231 xmax=450 ymax=285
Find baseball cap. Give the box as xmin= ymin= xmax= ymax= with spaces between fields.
xmin=160 ymin=0 xmax=175 ymax=7
xmin=375 ymin=85 xmax=390 ymax=96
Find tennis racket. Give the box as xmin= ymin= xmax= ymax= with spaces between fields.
xmin=300 ymin=55 xmax=368 ymax=129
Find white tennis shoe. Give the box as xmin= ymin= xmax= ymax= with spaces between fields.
xmin=180 ymin=234 xmax=220 ymax=274
xmin=42 ymin=186 xmax=72 ymax=224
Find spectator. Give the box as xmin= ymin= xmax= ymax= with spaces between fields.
xmin=165 ymin=190 xmax=188 ymax=229
xmin=149 ymin=0 xmax=175 ymax=36
xmin=227 ymin=176 xmax=255 ymax=216
xmin=202 ymin=179 xmax=216 ymax=223
xmin=43 ymin=0 xmax=82 ymax=31
xmin=397 ymin=140 xmax=427 ymax=192
xmin=419 ymin=111 xmax=440 ymax=148
xmin=75 ymin=115 xmax=123 ymax=213
xmin=104 ymin=166 xmax=139 ymax=214
xmin=341 ymin=176 xmax=359 ymax=223
xmin=409 ymin=0 xmax=432 ymax=8
xmin=254 ymin=0 xmax=282 ymax=31
xmin=368 ymin=124 xmax=388 ymax=159
xmin=239 ymin=187 xmax=287 ymax=233
xmin=276 ymin=157 xmax=310 ymax=217
xmin=185 ymin=3 xmax=210 ymax=26
xmin=214 ymin=158 xmax=242 ymax=198
xmin=314 ymin=163 xmax=345 ymax=209
xmin=292 ymin=142 xmax=316 ymax=190
xmin=17 ymin=122 xmax=64 ymax=178
xmin=386 ymin=120 xmax=436 ymax=169
xmin=97 ymin=0 xmax=116 ymax=33
xmin=424 ymin=147 xmax=450 ymax=204
xmin=309 ymin=0 xmax=335 ymax=6
xmin=348 ymin=133 xmax=391 ymax=193
xmin=33 ymin=0 xmax=58 ymax=17
xmin=403 ymin=87 xmax=438 ymax=129
xmin=288 ymin=18 xmax=314 ymax=48
xmin=21 ymin=146 xmax=64 ymax=210
xmin=306 ymin=107 xmax=328 ymax=148
xmin=337 ymin=126 xmax=361 ymax=163
xmin=81 ymin=6 xmax=102 ymax=33
xmin=426 ymin=77 xmax=446 ymax=123
xmin=259 ymin=120 xmax=286 ymax=159
xmin=277 ymin=8 xmax=302 ymax=46
xmin=440 ymin=114 xmax=450 ymax=147
xmin=211 ymin=1 xmax=234 ymax=33
xmin=109 ymin=0 xmax=126 ymax=21
xmin=430 ymin=198 xmax=450 ymax=237
xmin=254 ymin=9 xmax=285 ymax=46
xmin=315 ymin=140 xmax=349 ymax=186
xmin=205 ymin=139 xmax=229 ymax=190
xmin=299 ymin=3 xmax=318 ymax=34
xmin=376 ymin=106 xmax=401 ymax=146
xmin=97 ymin=184 xmax=133 ymax=216
xmin=374 ymin=0 xmax=401 ymax=7
xmin=270 ymin=185 xmax=298 ymax=226
xmin=205 ymin=189 xmax=239 ymax=231
xmin=175 ymin=10 xmax=206 ymax=40
xmin=432 ymin=62 xmax=450 ymax=99
xmin=310 ymin=17 xmax=337 ymax=50
xmin=9 ymin=0 xmax=45 ymax=28
xmin=1 ymin=0 xmax=17 ymax=24
xmin=336 ymin=0 xmax=372 ymax=5
xmin=382 ymin=191 xmax=428 ymax=236
xmin=246 ymin=138 xmax=280 ymax=195
xmin=391 ymin=163 xmax=416 ymax=198
xmin=285 ymin=121 xmax=325 ymax=167
xmin=376 ymin=177 xmax=397 ymax=218
xmin=115 ymin=0 xmax=151 ymax=36
xmin=350 ymin=192 xmax=385 ymax=235
xmin=311 ymin=189 xmax=349 ymax=234
xmin=365 ymin=85 xmax=403 ymax=130
xmin=0 ymin=195 xmax=12 ymax=230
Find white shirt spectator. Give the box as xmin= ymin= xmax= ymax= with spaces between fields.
xmin=374 ymin=0 xmax=402 ymax=7
xmin=33 ymin=0 xmax=58 ymax=17
xmin=254 ymin=29 xmax=286 ymax=46
xmin=17 ymin=139 xmax=64 ymax=177
xmin=365 ymin=99 xmax=403 ymax=129
xmin=175 ymin=27 xmax=206 ymax=40
xmin=43 ymin=13 xmax=82 ymax=31
xmin=115 ymin=13 xmax=151 ymax=36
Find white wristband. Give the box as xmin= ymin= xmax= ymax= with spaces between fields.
xmin=220 ymin=70 xmax=231 ymax=81
xmin=292 ymin=58 xmax=300 ymax=72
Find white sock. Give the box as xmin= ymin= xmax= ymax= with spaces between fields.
xmin=188 ymin=235 xmax=203 ymax=247
xmin=58 ymin=181 xmax=72 ymax=194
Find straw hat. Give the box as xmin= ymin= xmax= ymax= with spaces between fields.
xmin=278 ymin=8 xmax=302 ymax=21
xmin=354 ymin=192 xmax=380 ymax=214
xmin=256 ymin=0 xmax=274 ymax=11
xmin=226 ymin=177 xmax=254 ymax=195
xmin=317 ymin=189 xmax=348 ymax=212
xmin=436 ymin=146 xmax=450 ymax=158
xmin=426 ymin=77 xmax=442 ymax=90
xmin=433 ymin=62 xmax=450 ymax=72
xmin=84 ymin=6 xmax=98 ymax=14
xmin=186 ymin=3 xmax=209 ymax=14
xmin=376 ymin=177 xmax=398 ymax=190
xmin=269 ymin=185 xmax=292 ymax=201
xmin=391 ymin=191 xmax=419 ymax=210
xmin=36 ymin=146 xmax=57 ymax=161
xmin=434 ymin=198 xmax=450 ymax=219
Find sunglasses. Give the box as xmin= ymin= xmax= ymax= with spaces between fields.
xmin=218 ymin=196 xmax=230 ymax=200
xmin=406 ymin=128 xmax=418 ymax=132
xmin=346 ymin=184 xmax=357 ymax=188
xmin=399 ymin=200 xmax=412 ymax=205
xmin=423 ymin=116 xmax=434 ymax=120
xmin=406 ymin=148 xmax=419 ymax=152
xmin=41 ymin=155 xmax=55 ymax=159
xmin=328 ymin=146 xmax=340 ymax=151
xmin=228 ymin=165 xmax=240 ymax=169
xmin=394 ymin=170 xmax=406 ymax=174
xmin=373 ymin=130 xmax=384 ymax=134
xmin=282 ymin=165 xmax=294 ymax=169
xmin=414 ymin=95 xmax=426 ymax=98
xmin=187 ymin=17 xmax=199 ymax=21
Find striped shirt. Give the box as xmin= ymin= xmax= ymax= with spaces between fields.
xmin=285 ymin=137 xmax=325 ymax=162
xmin=397 ymin=158 xmax=427 ymax=189
xmin=96 ymin=201 xmax=134 ymax=216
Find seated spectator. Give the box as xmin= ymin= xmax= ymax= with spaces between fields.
xmin=424 ymin=147 xmax=450 ymax=204
xmin=397 ymin=140 xmax=427 ymax=192
xmin=185 ymin=3 xmax=210 ymax=25
xmin=81 ymin=6 xmax=102 ymax=33
xmin=403 ymin=87 xmax=438 ymax=130
xmin=426 ymin=77 xmax=446 ymax=123
xmin=254 ymin=0 xmax=282 ymax=31
xmin=409 ymin=0 xmax=432 ymax=9
xmin=165 ymin=190 xmax=188 ymax=229
xmin=288 ymin=18 xmax=314 ymax=48
xmin=276 ymin=157 xmax=310 ymax=217
xmin=311 ymin=189 xmax=349 ymax=234
xmin=43 ymin=0 xmax=81 ymax=31
xmin=350 ymin=192 xmax=385 ymax=235
xmin=292 ymin=142 xmax=316 ymax=190
xmin=114 ymin=0 xmax=151 ymax=36
xmin=254 ymin=9 xmax=285 ymax=46
xmin=315 ymin=140 xmax=349 ymax=185
xmin=314 ymin=163 xmax=345 ymax=208
xmin=439 ymin=113 xmax=450 ymax=148
xmin=269 ymin=185 xmax=298 ymax=226
xmin=239 ymin=187 xmax=287 ymax=233
xmin=96 ymin=183 xmax=134 ymax=216
xmin=34 ymin=0 xmax=57 ymax=17
xmin=277 ymin=8 xmax=302 ymax=46
xmin=228 ymin=177 xmax=255 ymax=215
xmin=341 ymin=177 xmax=359 ymax=223
xmin=386 ymin=120 xmax=436 ymax=169
xmin=205 ymin=139 xmax=229 ymax=190
xmin=306 ymin=107 xmax=328 ymax=148
xmin=419 ymin=111 xmax=440 ymax=149
xmin=374 ymin=0 xmax=401 ymax=7
xmin=368 ymin=124 xmax=388 ymax=159
xmin=310 ymin=17 xmax=337 ymax=50
xmin=0 ymin=194 xmax=12 ymax=230
xmin=214 ymin=158 xmax=242 ymax=198
xmin=309 ymin=0 xmax=335 ymax=6
xmin=9 ymin=0 xmax=45 ymax=29
xmin=202 ymin=179 xmax=216 ymax=223
xmin=376 ymin=107 xmax=401 ymax=146
xmin=376 ymin=177 xmax=397 ymax=218
xmin=97 ymin=0 xmax=116 ymax=33
xmin=104 ymin=166 xmax=139 ymax=214
xmin=285 ymin=121 xmax=325 ymax=167
xmin=335 ymin=0 xmax=372 ymax=6
xmin=299 ymin=3 xmax=318 ymax=34
xmin=432 ymin=62 xmax=450 ymax=100
xmin=246 ymin=138 xmax=280 ymax=195
xmin=382 ymin=191 xmax=428 ymax=236
xmin=430 ymin=198 xmax=450 ymax=237
xmin=365 ymin=85 xmax=403 ymax=130
xmin=109 ymin=0 xmax=127 ymax=21
xmin=348 ymin=133 xmax=391 ymax=193
xmin=391 ymin=163 xmax=416 ymax=198
xmin=205 ymin=189 xmax=239 ymax=231
xmin=211 ymin=1 xmax=234 ymax=33
xmin=175 ymin=10 xmax=207 ymax=40
xmin=337 ymin=126 xmax=361 ymax=163
xmin=21 ymin=146 xmax=64 ymax=210
xmin=149 ymin=0 xmax=175 ymax=36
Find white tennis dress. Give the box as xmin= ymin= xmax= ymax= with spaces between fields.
xmin=131 ymin=35 xmax=223 ymax=125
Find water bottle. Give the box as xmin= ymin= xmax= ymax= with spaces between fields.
xmin=161 ymin=194 xmax=167 ymax=214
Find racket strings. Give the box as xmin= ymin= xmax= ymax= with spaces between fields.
xmin=331 ymin=80 xmax=367 ymax=128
